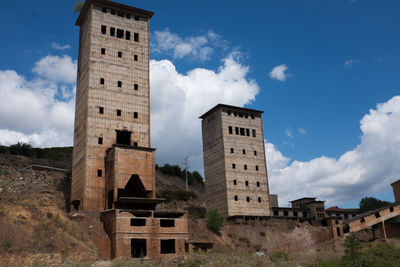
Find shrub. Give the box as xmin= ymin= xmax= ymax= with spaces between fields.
xmin=270 ymin=251 xmax=289 ymax=263
xmin=3 ymin=240 xmax=11 ymax=249
xmin=157 ymin=189 xmax=197 ymax=202
xmin=206 ymin=210 xmax=225 ymax=234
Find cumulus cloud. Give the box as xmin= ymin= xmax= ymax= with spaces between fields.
xmin=151 ymin=29 xmax=226 ymax=61
xmin=269 ymin=64 xmax=289 ymax=81
xmin=267 ymin=95 xmax=400 ymax=206
xmin=150 ymin=52 xmax=259 ymax=171
xmin=33 ymin=55 xmax=77 ymax=84
xmin=51 ymin=42 xmax=71 ymax=50
xmin=0 ymin=55 xmax=76 ymax=147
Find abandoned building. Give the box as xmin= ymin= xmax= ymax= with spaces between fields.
xmin=325 ymin=206 xmax=360 ymax=220
xmin=71 ymin=0 xmax=188 ymax=259
xmin=291 ymin=197 xmax=325 ymax=219
xmin=200 ymin=104 xmax=271 ymax=217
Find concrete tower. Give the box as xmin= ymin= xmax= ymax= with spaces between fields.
xmin=200 ymin=104 xmax=271 ymax=217
xmin=71 ymin=0 xmax=154 ymax=211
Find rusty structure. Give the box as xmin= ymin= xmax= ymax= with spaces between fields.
xmin=71 ymin=0 xmax=188 ymax=259
xmin=200 ymin=104 xmax=271 ymax=217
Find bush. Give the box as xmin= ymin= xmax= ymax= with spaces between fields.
xmin=206 ymin=210 xmax=225 ymax=234
xmin=0 ymin=143 xmax=73 ymax=160
xmin=157 ymin=163 xmax=205 ymax=187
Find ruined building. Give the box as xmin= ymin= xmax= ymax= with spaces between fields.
xmin=71 ymin=0 xmax=188 ymax=258
xmin=200 ymin=104 xmax=271 ymax=217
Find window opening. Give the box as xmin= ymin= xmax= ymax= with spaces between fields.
xmin=244 ymin=165 xmax=247 ymax=170
xmin=117 ymin=29 xmax=124 ymax=38
xmin=230 ymin=148 xmax=234 ymax=153
xmin=245 ymin=181 xmax=249 ymax=186
xmin=293 ymin=211 xmax=298 ymax=217
xmin=246 ymin=128 xmax=250 ymax=136
xmin=160 ymin=239 xmax=175 ymax=254
xmin=252 ymin=129 xmax=256 ymax=137
xmin=101 ymin=25 xmax=106 ymax=34
xmin=97 ymin=169 xmax=102 ymax=177
xmin=110 ymin=27 xmax=115 ymax=36
xmin=284 ymin=211 xmax=288 ymax=216
xmin=118 ymin=81 xmax=122 ymax=87
xmin=133 ymin=142 xmax=138 ymax=147
xmin=118 ymin=51 xmax=122 ymax=58
xmin=126 ymin=14 xmax=130 ymax=19
xmin=256 ymin=165 xmax=259 ymax=171
xmin=254 ymin=150 xmax=257 ymax=156
xmin=101 ymin=48 xmax=105 ymax=54
xmin=134 ymin=83 xmax=139 ymax=90
xmin=116 ymin=130 xmax=131 ymax=145
xmin=131 ymin=239 xmax=146 ymax=258
xmin=102 ymin=7 xmax=107 ymax=13
xmin=134 ymin=16 xmax=139 ymax=21
xmin=234 ymin=195 xmax=238 ymax=201
xmin=242 ymin=149 xmax=246 ymax=155
xmin=274 ymin=210 xmax=278 ymax=216
xmin=258 ymin=197 xmax=262 ymax=203
xmin=228 ymin=126 xmax=233 ymax=134
xmin=134 ymin=112 xmax=138 ymax=119
xmin=110 ymin=9 xmax=116 ymax=15
xmin=126 ymin=31 xmax=131 ymax=40
xmin=235 ymin=127 xmax=239 ymax=135
xmin=246 ymin=197 xmax=250 ymax=202
xmin=117 ymin=11 xmax=124 ymax=17
xmin=134 ymin=54 xmax=138 ymax=61
xmin=240 ymin=128 xmax=245 ymax=136
xmin=160 ymin=219 xmax=175 ymax=227
xmin=98 ymin=137 xmax=103 ymax=144
xmin=100 ymin=78 xmax=104 ymax=84
xmin=232 ymin=164 xmax=236 ymax=169
xmin=134 ymin=32 xmax=139 ymax=42
xmin=256 ymin=181 xmax=260 ymax=187
xmin=131 ymin=218 xmax=146 ymax=226
xmin=233 ymin=180 xmax=237 ymax=185
xmin=117 ymin=109 xmax=121 ymax=116
xmin=99 ymin=107 xmax=104 ymax=114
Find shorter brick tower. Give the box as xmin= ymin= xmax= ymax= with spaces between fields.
xmin=200 ymin=104 xmax=271 ymax=217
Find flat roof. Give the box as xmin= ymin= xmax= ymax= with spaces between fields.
xmin=290 ymin=197 xmax=317 ymax=203
xmin=199 ymin=103 xmax=263 ymax=119
xmin=76 ymin=0 xmax=154 ymax=26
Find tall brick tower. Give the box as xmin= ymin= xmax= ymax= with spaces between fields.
xmin=200 ymin=104 xmax=271 ymax=217
xmin=71 ymin=0 xmax=154 ymax=211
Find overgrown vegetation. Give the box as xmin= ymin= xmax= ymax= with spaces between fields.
xmin=157 ymin=188 xmax=197 ymax=202
xmin=359 ymin=197 xmax=392 ymax=213
xmin=206 ymin=210 xmax=225 ymax=234
xmin=0 ymin=142 xmax=72 ymax=160
xmin=270 ymin=251 xmax=289 ymax=263
xmin=310 ymin=234 xmax=400 ymax=267
xmin=156 ymin=163 xmax=204 ymax=187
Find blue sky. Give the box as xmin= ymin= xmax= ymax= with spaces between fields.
xmin=0 ymin=0 xmax=399 ymax=208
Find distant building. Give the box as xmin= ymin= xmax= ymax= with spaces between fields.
xmin=325 ymin=206 xmax=360 ymax=220
xmin=291 ymin=197 xmax=325 ymax=219
xmin=200 ymin=104 xmax=271 ymax=217
xmin=270 ymin=194 xmax=279 ymax=208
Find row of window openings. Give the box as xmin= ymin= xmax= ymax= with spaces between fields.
xmin=228 ymin=126 xmax=256 ymax=137
xmin=231 ymin=148 xmax=257 ymax=156
xmin=233 ymin=180 xmax=261 ymax=187
xmin=234 ymin=196 xmax=262 ymax=203
xmin=273 ymin=210 xmax=308 ymax=217
xmin=100 ymin=78 xmax=139 ymax=90
xmin=98 ymin=107 xmax=138 ymax=119
xmin=101 ymin=48 xmax=138 ymax=61
xmin=130 ymin=218 xmax=174 ymax=227
xmin=101 ymin=7 xmax=142 ymax=21
xmin=232 ymin=164 xmax=259 ymax=171
xmin=101 ymin=25 xmax=139 ymax=41
xmin=97 ymin=137 xmax=138 ymax=146
xmin=227 ymin=110 xmax=255 ymax=119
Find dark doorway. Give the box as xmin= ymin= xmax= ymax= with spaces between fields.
xmin=336 ymin=227 xmax=341 ymax=236
xmin=131 ymin=239 xmax=146 ymax=258
xmin=118 ymin=174 xmax=150 ymax=198
xmin=160 ymin=239 xmax=175 ymax=254
xmin=107 ymin=190 xmax=113 ymax=209
xmin=160 ymin=219 xmax=175 ymax=227
xmin=116 ymin=130 xmax=131 ymax=145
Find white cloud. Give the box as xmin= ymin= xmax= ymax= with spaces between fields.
xmin=33 ymin=55 xmax=77 ymax=84
xmin=51 ymin=42 xmax=71 ymax=50
xmin=267 ymin=95 xmax=400 ymax=206
xmin=299 ymin=128 xmax=307 ymax=135
xmin=344 ymin=59 xmax=360 ymax=67
xmin=0 ymin=55 xmax=76 ymax=147
xmin=269 ymin=64 xmax=289 ymax=81
xmin=150 ymin=52 xmax=259 ymax=171
xmin=151 ymin=29 xmax=226 ymax=61
xmin=285 ymin=128 xmax=293 ymax=138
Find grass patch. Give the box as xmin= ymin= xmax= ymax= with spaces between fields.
xmin=270 ymin=251 xmax=289 ymax=263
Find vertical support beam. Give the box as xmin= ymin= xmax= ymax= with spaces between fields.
xmin=382 ymin=220 xmax=387 ymax=241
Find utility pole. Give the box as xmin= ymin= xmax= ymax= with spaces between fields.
xmin=185 ymin=156 xmax=189 ymax=191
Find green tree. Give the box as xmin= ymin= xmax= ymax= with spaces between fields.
xmin=359 ymin=197 xmax=391 ymax=213
xmin=206 ymin=210 xmax=225 ymax=234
